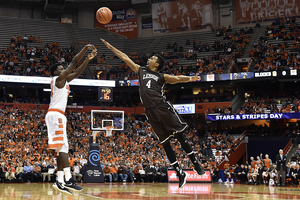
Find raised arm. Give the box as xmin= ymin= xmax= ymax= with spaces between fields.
xmin=56 ymin=44 xmax=96 ymax=87
xmin=101 ymin=39 xmax=140 ymax=73
xmin=66 ymin=49 xmax=97 ymax=82
xmin=164 ymin=74 xmax=200 ymax=84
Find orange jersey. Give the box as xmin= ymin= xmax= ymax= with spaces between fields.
xmin=264 ymin=159 xmax=271 ymax=169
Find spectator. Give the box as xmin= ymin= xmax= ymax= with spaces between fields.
xmin=103 ymin=164 xmax=112 ymax=182
xmin=32 ymin=162 xmax=42 ymax=182
xmin=110 ymin=163 xmax=118 ymax=182
xmin=73 ymin=162 xmax=82 ymax=183
xmin=292 ymin=163 xmax=300 ymax=186
xmin=41 ymin=162 xmax=50 ymax=182
xmin=125 ymin=163 xmax=135 ymax=183
xmin=286 ymin=162 xmax=294 ymax=186
xmin=24 ymin=162 xmax=33 ymax=183
xmin=118 ymin=164 xmax=128 ymax=183
xmin=15 ymin=162 xmax=24 ymax=182
xmin=5 ymin=167 xmax=16 ymax=183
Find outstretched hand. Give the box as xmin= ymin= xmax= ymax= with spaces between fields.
xmin=190 ymin=74 xmax=201 ymax=82
xmin=100 ymin=38 xmax=112 ymax=49
xmin=87 ymin=49 xmax=97 ymax=61
xmin=85 ymin=44 xmax=96 ymax=50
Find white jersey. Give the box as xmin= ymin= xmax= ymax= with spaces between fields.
xmin=49 ymin=76 xmax=70 ymax=112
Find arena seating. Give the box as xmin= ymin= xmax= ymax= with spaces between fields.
xmin=0 ymin=17 xmax=256 ymax=80
xmin=249 ymin=20 xmax=300 ymax=71
xmin=0 ymin=16 xmax=71 ymax=49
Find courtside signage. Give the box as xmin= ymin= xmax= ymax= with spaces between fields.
xmin=168 ymin=184 xmax=212 ymax=194
xmin=0 ymin=75 xmax=115 ymax=87
xmin=167 ymin=169 xmax=211 ymax=183
xmin=173 ymin=104 xmax=195 ymax=114
xmin=207 ymin=113 xmax=300 ymax=121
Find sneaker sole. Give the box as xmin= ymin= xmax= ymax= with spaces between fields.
xmin=64 ymin=185 xmax=83 ymax=192
xmin=52 ymin=184 xmax=73 ymax=195
xmin=193 ymin=169 xmax=206 ymax=176
xmin=179 ymin=172 xmax=188 ymax=189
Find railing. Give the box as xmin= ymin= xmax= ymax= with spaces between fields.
xmin=217 ymin=131 xmax=247 ymax=169
xmin=283 ymin=138 xmax=293 ymax=155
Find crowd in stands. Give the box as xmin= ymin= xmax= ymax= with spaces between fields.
xmin=250 ymin=18 xmax=300 ymax=71
xmin=0 ymin=36 xmax=88 ymax=78
xmin=0 ymin=103 xmax=297 ymax=185
xmin=0 ymin=105 xmax=223 ymax=184
xmin=223 ymin=152 xmax=300 ymax=187
xmin=123 ymin=26 xmax=254 ymax=80
xmin=0 ymin=25 xmax=255 ymax=81
xmin=206 ymin=106 xmax=232 ymax=114
xmin=238 ymin=92 xmax=300 ymax=114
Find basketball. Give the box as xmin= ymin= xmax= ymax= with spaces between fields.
xmin=96 ymin=7 xmax=113 ymax=24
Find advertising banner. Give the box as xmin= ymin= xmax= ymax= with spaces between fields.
xmin=236 ymin=0 xmax=300 ymax=24
xmin=95 ymin=8 xmax=138 ymax=39
xmin=168 ymin=183 xmax=212 ymax=194
xmin=207 ymin=113 xmax=300 ymax=121
xmin=167 ymin=169 xmax=211 ymax=183
xmin=173 ymin=104 xmax=195 ymax=114
xmin=0 ymin=75 xmax=115 ymax=87
xmin=152 ymin=0 xmax=213 ymax=34
xmin=83 ymin=143 xmax=104 ymax=183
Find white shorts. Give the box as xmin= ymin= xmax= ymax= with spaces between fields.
xmin=45 ymin=110 xmax=69 ymax=153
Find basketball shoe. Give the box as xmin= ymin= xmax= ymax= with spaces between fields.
xmin=193 ymin=161 xmax=206 ymax=176
xmin=178 ymin=171 xmax=187 ymax=188
xmin=64 ymin=177 xmax=83 ymax=191
xmin=52 ymin=181 xmax=72 ymax=195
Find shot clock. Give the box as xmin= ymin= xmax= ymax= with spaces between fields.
xmin=98 ymin=87 xmax=113 ymax=102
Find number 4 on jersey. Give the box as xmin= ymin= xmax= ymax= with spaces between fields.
xmin=146 ymin=80 xmax=151 ymax=88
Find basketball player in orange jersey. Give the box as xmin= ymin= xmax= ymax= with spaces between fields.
xmin=101 ymin=39 xmax=205 ymax=188
xmin=46 ymin=44 xmax=97 ymax=195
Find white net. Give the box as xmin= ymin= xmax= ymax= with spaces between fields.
xmin=105 ymin=126 xmax=113 ymax=137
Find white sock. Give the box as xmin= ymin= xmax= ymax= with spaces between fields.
xmin=57 ymin=171 xmax=64 ymax=183
xmin=63 ymin=167 xmax=72 ymax=181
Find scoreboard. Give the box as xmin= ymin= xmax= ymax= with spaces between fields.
xmin=98 ymin=87 xmax=113 ymax=102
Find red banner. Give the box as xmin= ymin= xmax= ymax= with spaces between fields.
xmin=168 ymin=183 xmax=212 ymax=194
xmin=167 ymin=169 xmax=212 ymax=183
xmin=152 ymin=0 xmax=213 ymax=34
xmin=236 ymin=0 xmax=300 ymax=24
xmin=95 ymin=8 xmax=138 ymax=39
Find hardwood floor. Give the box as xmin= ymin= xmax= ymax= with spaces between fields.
xmin=0 ymin=182 xmax=300 ymax=200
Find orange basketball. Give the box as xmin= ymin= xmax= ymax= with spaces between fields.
xmin=96 ymin=7 xmax=113 ymax=24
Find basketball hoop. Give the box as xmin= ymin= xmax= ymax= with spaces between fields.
xmin=105 ymin=126 xmax=113 ymax=137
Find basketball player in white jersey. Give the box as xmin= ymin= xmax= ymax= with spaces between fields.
xmin=46 ymin=44 xmax=96 ymax=195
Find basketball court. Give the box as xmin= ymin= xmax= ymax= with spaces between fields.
xmin=1 ymin=182 xmax=300 ymax=199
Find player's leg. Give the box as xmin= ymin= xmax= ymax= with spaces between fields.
xmin=52 ymin=150 xmax=72 ymax=195
xmin=46 ymin=112 xmax=72 ymax=195
xmin=162 ymin=141 xmax=187 ymax=188
xmin=60 ymin=145 xmax=83 ymax=192
xmin=175 ymin=133 xmax=205 ymax=176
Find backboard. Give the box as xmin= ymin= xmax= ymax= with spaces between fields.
xmin=91 ymin=110 xmax=124 ymax=131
